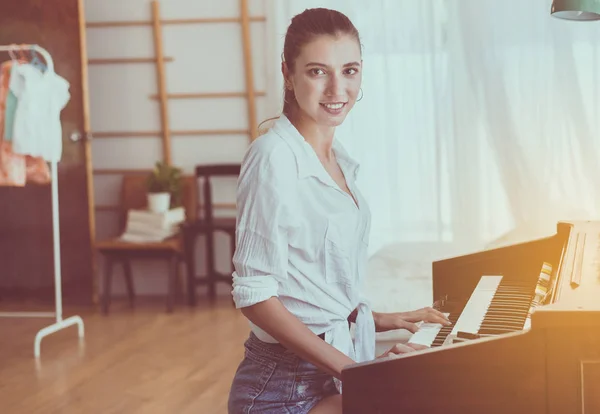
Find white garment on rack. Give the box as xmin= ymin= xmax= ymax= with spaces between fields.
xmin=9 ymin=63 xmax=70 ymax=162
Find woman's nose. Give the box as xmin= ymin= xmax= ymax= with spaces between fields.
xmin=325 ymin=74 xmax=344 ymax=97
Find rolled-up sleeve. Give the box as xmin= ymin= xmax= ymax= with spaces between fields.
xmin=231 ymin=143 xmax=292 ymax=308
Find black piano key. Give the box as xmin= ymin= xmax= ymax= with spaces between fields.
xmin=486 ymin=312 xmax=529 ymax=319
xmin=481 ymin=316 xmax=525 ymax=324
xmin=429 ymin=276 xmax=543 ymax=344
xmin=481 ymin=316 xmax=525 ymax=323
xmin=486 ymin=310 xmax=529 ymax=316
xmin=430 ymin=309 xmax=462 ymax=347
xmin=480 ymin=321 xmax=524 ymax=329
xmin=477 ymin=278 xmax=535 ymax=335
xmin=430 ymin=277 xmax=537 ymax=346
xmin=479 ymin=327 xmax=522 ymax=335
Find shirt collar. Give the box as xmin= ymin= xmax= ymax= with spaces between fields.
xmin=271 ymin=114 xmax=361 ymax=182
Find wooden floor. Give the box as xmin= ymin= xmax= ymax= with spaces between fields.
xmin=0 ymin=298 xmax=249 ymax=414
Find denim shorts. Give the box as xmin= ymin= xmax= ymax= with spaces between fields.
xmin=228 ymin=332 xmax=339 ymax=413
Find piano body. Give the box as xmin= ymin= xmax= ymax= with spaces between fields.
xmin=343 ymin=221 xmax=600 ymax=414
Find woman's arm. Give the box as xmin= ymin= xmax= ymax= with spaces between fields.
xmin=241 ymin=297 xmax=356 ymax=380
xmin=233 ymin=150 xmax=355 ymax=379
xmin=372 ymin=308 xmax=451 ymax=332
xmin=346 ymin=307 xmax=450 ymax=332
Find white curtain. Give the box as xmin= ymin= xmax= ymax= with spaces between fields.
xmin=263 ymin=0 xmax=600 ymax=260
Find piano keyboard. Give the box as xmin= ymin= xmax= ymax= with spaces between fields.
xmin=451 ymin=275 xmax=502 ymax=336
xmin=478 ymin=279 xmax=533 ymax=335
xmin=408 ymin=274 xmax=536 ymax=347
xmin=408 ymin=313 xmax=450 ymax=347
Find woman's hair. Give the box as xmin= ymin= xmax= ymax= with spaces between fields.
xmin=257 ymin=8 xmax=362 ymax=135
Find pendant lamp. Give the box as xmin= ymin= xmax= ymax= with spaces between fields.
xmin=551 ymin=0 xmax=600 ymax=20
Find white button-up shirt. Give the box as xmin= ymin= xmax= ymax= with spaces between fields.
xmin=231 ymin=114 xmax=375 ymax=366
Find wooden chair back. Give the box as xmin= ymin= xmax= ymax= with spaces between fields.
xmin=194 ymin=164 xmax=241 ymax=223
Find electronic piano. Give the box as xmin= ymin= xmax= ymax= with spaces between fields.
xmin=342 ymin=221 xmax=600 ymax=414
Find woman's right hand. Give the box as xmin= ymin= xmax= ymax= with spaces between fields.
xmin=400 ymin=307 xmax=451 ymax=326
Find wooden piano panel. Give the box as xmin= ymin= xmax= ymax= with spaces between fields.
xmin=432 ymin=233 xmax=566 ymax=306
xmin=545 ymin=322 xmax=600 ymax=414
xmin=581 ymin=361 xmax=600 ymax=414
xmin=342 ymin=330 xmax=547 ymax=414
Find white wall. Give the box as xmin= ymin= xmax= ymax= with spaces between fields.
xmin=85 ymin=0 xmax=270 ymax=298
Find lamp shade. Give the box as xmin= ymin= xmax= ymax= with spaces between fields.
xmin=551 ymin=0 xmax=600 ymax=20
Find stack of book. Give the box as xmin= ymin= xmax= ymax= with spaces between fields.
xmin=120 ymin=207 xmax=186 ymax=243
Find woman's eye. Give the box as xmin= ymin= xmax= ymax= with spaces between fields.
xmin=346 ymin=68 xmax=359 ymax=75
xmin=310 ymin=68 xmax=325 ymax=76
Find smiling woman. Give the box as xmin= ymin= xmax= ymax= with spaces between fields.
xmin=280 ymin=13 xmax=362 ymax=130
xmin=227 ymin=7 xmax=449 ymax=414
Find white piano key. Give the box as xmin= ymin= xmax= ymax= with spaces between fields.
xmin=408 ymin=323 xmax=442 ymax=346
xmin=408 ymin=313 xmax=449 ymax=347
xmin=450 ymin=275 xmax=503 ymax=336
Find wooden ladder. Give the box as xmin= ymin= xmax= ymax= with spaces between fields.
xmin=86 ymin=0 xmax=265 ymax=302
xmin=87 ymin=0 xmax=263 ymax=172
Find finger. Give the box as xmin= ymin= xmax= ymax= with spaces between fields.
xmin=431 ymin=314 xmax=452 ymax=325
xmin=377 ymin=344 xmax=409 ymax=360
xmin=401 ymin=320 xmax=420 ymax=333
xmin=436 ymin=314 xmax=450 ymax=325
xmin=407 ymin=342 xmax=429 ymax=351
xmin=390 ymin=343 xmax=417 ymax=354
xmin=427 ymin=309 xmax=451 ymax=325
xmin=434 ymin=309 xmax=450 ymax=321
xmin=378 ymin=351 xmax=403 ymax=360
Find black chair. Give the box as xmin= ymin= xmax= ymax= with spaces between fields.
xmin=182 ymin=164 xmax=240 ymax=305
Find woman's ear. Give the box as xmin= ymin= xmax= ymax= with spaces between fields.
xmin=281 ymin=61 xmax=291 ymax=88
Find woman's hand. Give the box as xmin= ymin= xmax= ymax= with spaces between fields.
xmin=373 ymin=312 xmax=421 ymax=333
xmin=400 ymin=307 xmax=451 ymax=325
xmin=376 ymin=342 xmax=429 ymax=359
xmin=373 ymin=307 xmax=451 ymax=333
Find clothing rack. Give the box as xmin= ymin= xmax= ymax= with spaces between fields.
xmin=0 ymin=44 xmax=84 ymax=358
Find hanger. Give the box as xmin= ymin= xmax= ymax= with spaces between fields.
xmin=17 ymin=44 xmax=27 ymax=62
xmin=29 ymin=48 xmax=47 ymax=72
xmin=7 ymin=44 xmax=17 ymax=61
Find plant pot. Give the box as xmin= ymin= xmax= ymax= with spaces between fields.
xmin=147 ymin=192 xmax=171 ymax=213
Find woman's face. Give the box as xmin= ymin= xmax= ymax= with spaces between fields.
xmin=285 ymin=34 xmax=362 ymax=128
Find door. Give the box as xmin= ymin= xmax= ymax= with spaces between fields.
xmin=0 ymin=0 xmax=96 ymax=305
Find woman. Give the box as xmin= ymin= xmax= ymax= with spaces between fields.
xmin=228 ymin=7 xmax=450 ymax=414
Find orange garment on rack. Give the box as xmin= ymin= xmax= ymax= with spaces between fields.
xmin=0 ymin=60 xmax=25 ymax=186
xmin=0 ymin=58 xmax=50 ymax=186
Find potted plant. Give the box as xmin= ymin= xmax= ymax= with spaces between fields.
xmin=146 ymin=161 xmax=183 ymax=213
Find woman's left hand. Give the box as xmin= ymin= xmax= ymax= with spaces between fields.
xmin=374 ymin=308 xmax=451 ymax=333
